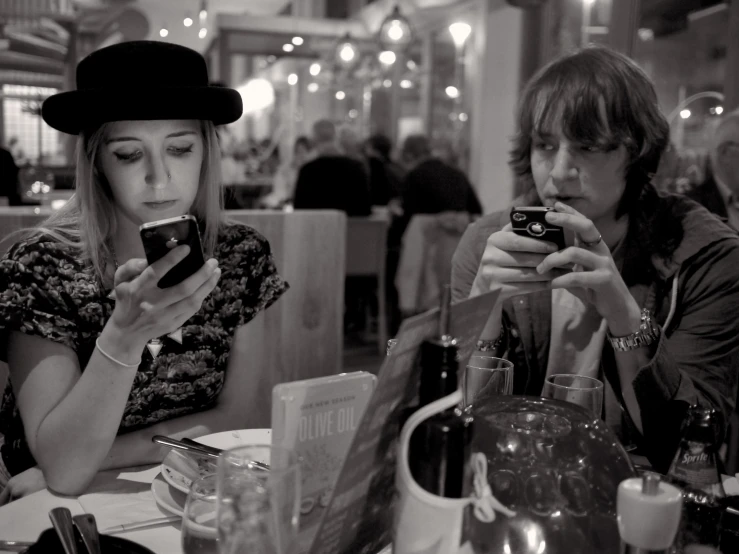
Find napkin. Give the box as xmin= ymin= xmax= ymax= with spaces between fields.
xmin=77 ymin=465 xmax=174 ymax=532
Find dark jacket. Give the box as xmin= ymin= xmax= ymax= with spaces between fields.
xmin=0 ymin=148 xmax=21 ymax=206
xmin=685 ymin=173 xmax=729 ymax=220
xmin=451 ymin=193 xmax=739 ymax=472
xmin=400 ymin=158 xmax=482 ymax=219
xmin=293 ymin=155 xmax=371 ymax=216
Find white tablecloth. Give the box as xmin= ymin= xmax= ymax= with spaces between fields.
xmin=0 ymin=464 xmax=181 ymax=553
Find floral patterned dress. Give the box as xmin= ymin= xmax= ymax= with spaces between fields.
xmin=0 ymin=223 xmax=288 ymax=477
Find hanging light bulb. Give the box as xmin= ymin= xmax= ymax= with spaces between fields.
xmin=334 ymin=33 xmax=359 ymax=68
xmin=448 ymin=22 xmax=472 ymax=48
xmin=378 ymin=4 xmax=413 ymax=50
xmin=199 ymin=0 xmax=208 ymax=21
xmin=378 ymin=50 xmax=396 ymax=65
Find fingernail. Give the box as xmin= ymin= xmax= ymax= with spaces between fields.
xmin=180 ymin=245 xmax=191 ymax=255
xmin=548 ymin=245 xmax=558 ymax=252
xmin=207 ymin=258 xmax=219 ymax=268
xmin=214 ymin=268 xmax=221 ymax=277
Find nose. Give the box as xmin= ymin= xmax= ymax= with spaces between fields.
xmin=144 ymin=152 xmax=170 ymax=190
xmin=549 ymin=147 xmax=579 ymax=188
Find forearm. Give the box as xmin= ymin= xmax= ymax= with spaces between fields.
xmin=35 ymin=326 xmax=145 ymax=495
xmin=101 ymin=405 xmax=231 ymax=471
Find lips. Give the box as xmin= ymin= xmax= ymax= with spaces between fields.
xmin=143 ymin=200 xmax=177 ymax=210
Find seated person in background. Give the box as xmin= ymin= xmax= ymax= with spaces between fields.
xmin=293 ymin=119 xmax=371 ymax=216
xmin=683 ymin=108 xmax=739 ymax=229
xmin=452 ymin=46 xmax=739 ymax=473
xmin=396 ymin=134 xmax=482 ymax=236
xmin=0 ymin=146 xmax=22 ymax=206
xmin=260 ymin=135 xmax=313 ymax=209
xmin=0 ymin=41 xmax=288 ymax=502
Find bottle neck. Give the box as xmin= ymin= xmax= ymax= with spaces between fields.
xmin=418 ymin=340 xmax=459 ymax=407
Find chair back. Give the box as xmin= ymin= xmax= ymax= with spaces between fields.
xmin=395 ymin=212 xmax=473 ymax=315
xmin=346 ymin=215 xmax=389 ymax=278
xmin=226 ymin=209 xmax=347 ymax=427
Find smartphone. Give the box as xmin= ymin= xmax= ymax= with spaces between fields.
xmin=510 ymin=206 xmax=565 ymax=250
xmin=139 ymin=215 xmax=206 ymax=288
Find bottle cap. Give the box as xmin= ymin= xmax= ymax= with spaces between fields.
xmin=617 ymin=474 xmax=683 ymax=550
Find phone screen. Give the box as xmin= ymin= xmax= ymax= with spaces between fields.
xmin=139 ymin=215 xmax=206 ymax=288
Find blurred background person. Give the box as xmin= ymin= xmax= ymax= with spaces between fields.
xmin=260 ymin=135 xmax=313 ymax=209
xmin=396 ymin=134 xmax=482 ymax=234
xmin=293 ymin=119 xmax=371 ymax=216
xmin=0 ymin=145 xmax=21 ymax=206
xmin=364 ymin=134 xmax=402 ymax=208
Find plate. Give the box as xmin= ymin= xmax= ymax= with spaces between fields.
xmin=151 ymin=472 xmax=187 ymax=517
xmin=161 ymin=428 xmax=271 ymax=494
xmin=26 ymin=528 xmax=156 ymax=553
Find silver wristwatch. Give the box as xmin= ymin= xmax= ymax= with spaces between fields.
xmin=607 ymin=308 xmax=661 ymax=352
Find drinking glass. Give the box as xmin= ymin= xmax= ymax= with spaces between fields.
xmin=463 ymin=356 xmax=514 ymax=413
xmin=542 ymin=374 xmax=604 ymax=417
xmin=217 ymin=445 xmax=301 ymax=554
xmin=182 ymin=474 xmax=219 ymax=554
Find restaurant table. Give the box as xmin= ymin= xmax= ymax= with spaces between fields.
xmin=0 ymin=462 xmax=396 ymax=554
xmin=1 ymin=460 xmax=736 ymax=554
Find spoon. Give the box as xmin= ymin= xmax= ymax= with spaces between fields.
xmin=48 ymin=507 xmax=79 ymax=554
xmin=73 ymin=514 xmax=102 ymax=554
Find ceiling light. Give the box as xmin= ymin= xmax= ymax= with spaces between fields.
xmin=336 ymin=90 xmax=346 ymax=100
xmin=283 ymin=43 xmax=294 ymax=52
xmin=307 ymin=82 xmax=319 ymax=93
xmin=292 ymin=36 xmax=304 ymax=46
xmin=445 ymin=85 xmax=460 ymax=98
xmin=378 ymin=50 xmax=396 ymax=65
xmin=400 ymin=79 xmax=412 ymax=89
xmin=680 ymin=109 xmax=691 ymax=119
xmin=448 ymin=22 xmax=472 ymax=48
xmin=198 ymin=27 xmax=207 ymax=39
xmin=184 ymin=17 xmax=193 ymax=27
xmin=378 ymin=5 xmax=413 ymax=50
xmin=716 ymin=106 xmax=724 ymax=115
xmin=309 ymin=63 xmax=321 ymax=76
xmin=159 ymin=27 xmax=168 ymax=38
xmin=383 ymin=79 xmax=392 ymax=88
xmin=288 ymin=73 xmax=298 ymax=86
xmin=349 ymin=109 xmax=358 ymax=118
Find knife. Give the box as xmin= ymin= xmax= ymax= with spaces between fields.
xmin=152 ymin=435 xmax=270 ymax=471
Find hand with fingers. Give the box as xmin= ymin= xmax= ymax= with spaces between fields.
xmin=0 ymin=466 xmax=46 ymax=505
xmin=535 ymin=202 xmax=641 ymax=335
xmin=470 ymin=222 xmax=570 ymax=302
xmin=101 ymin=245 xmax=222 ymax=363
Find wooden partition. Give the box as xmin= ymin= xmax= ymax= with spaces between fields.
xmin=225 ymin=210 xmax=347 ymax=427
xmin=0 ymin=208 xmax=347 ymax=428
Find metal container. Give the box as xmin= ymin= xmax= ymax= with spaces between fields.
xmin=465 ymin=396 xmax=636 ymax=554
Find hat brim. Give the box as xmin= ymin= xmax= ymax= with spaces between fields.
xmin=42 ymin=86 xmax=244 ymax=135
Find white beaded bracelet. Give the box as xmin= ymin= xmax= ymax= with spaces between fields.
xmin=95 ymin=338 xmax=141 ymax=368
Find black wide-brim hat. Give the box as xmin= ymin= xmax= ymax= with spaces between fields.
xmin=42 ymin=40 xmax=243 ymax=135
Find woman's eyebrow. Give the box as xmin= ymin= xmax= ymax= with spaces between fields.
xmin=166 ymin=131 xmax=197 ymax=138
xmin=105 ymin=136 xmax=140 ymax=144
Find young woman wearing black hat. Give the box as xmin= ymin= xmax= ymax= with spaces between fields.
xmin=0 ymin=41 xmax=288 ymax=500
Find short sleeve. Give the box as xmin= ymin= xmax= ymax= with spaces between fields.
xmin=214 ymin=224 xmax=289 ymax=330
xmin=0 ymin=237 xmax=80 ymax=352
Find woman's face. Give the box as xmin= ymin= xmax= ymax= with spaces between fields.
xmin=99 ymin=119 xmax=204 ymax=225
xmin=530 ymin=121 xmax=629 ymax=223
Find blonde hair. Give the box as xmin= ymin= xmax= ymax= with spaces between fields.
xmin=29 ymin=119 xmax=225 ymax=283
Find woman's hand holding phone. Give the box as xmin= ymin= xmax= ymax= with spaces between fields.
xmin=103 ymin=246 xmax=221 ymax=358
xmin=470 ymin=223 xmax=569 ymax=301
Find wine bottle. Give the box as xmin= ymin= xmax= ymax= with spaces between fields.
xmin=407 ymin=286 xmax=474 ymax=498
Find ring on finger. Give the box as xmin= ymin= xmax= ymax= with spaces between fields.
xmin=580 ymin=234 xmax=602 ymax=248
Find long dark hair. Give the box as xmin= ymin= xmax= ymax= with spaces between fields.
xmin=510 ymin=45 xmax=684 ymax=267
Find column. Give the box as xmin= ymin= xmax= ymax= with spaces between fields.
xmin=725 ymin=0 xmax=739 ymax=112
xmin=468 ymin=0 xmax=525 ymax=213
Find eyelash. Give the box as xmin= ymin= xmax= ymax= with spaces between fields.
xmin=114 ymin=146 xmax=193 ymax=163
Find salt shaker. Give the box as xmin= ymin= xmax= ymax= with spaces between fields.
xmin=617 ymin=472 xmax=683 ymax=553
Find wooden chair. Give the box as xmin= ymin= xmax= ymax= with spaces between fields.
xmin=345 ymin=215 xmax=389 ymax=355
xmin=226 ymin=210 xmax=347 ymax=427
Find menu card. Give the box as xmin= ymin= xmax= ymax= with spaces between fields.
xmin=272 ymin=372 xmax=377 ymax=553
xmin=308 ymin=291 xmax=500 ymax=554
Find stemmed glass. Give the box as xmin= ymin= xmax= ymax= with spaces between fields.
xmin=542 ymin=374 xmax=604 ymax=417
xmin=217 ymin=445 xmax=301 ymax=554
